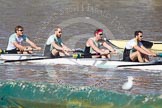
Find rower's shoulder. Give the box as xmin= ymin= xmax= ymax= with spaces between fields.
xmin=47 ymin=34 xmax=55 ymax=39
xmin=126 ymin=38 xmax=136 ymax=43
xmin=9 ymin=33 xmax=16 ymax=37
xmin=8 ymin=33 xmax=17 ymax=40
xmin=88 ymin=37 xmax=95 ymax=41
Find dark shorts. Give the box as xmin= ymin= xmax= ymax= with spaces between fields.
xmin=7 ymin=49 xmax=18 ymax=54
xmin=84 ymin=46 xmax=92 ymax=58
xmin=43 ymin=45 xmax=59 ymax=58
xmin=123 ymin=56 xmax=132 ymax=61
xmin=123 ymin=48 xmax=132 ymax=62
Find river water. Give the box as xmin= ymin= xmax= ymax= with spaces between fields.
xmin=0 ymin=0 xmax=162 ymax=108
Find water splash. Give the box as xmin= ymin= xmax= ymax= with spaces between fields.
xmin=0 ymin=80 xmax=162 ymax=108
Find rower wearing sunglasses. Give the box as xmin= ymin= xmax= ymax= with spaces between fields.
xmin=44 ymin=27 xmax=72 ymax=58
xmin=84 ymin=29 xmax=116 ymax=58
xmin=6 ymin=25 xmax=41 ymax=54
xmin=123 ymin=30 xmax=157 ymax=62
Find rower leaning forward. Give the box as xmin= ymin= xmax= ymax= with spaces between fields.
xmin=84 ymin=29 xmax=116 ymax=58
xmin=123 ymin=30 xmax=157 ymax=62
xmin=44 ymin=27 xmax=72 ymax=58
xmin=6 ymin=25 xmax=41 ymax=54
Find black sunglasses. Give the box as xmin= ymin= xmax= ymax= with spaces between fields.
xmin=18 ymin=30 xmax=23 ymax=31
xmin=99 ymin=33 xmax=103 ymax=36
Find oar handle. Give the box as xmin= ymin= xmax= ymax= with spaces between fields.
xmin=72 ymin=53 xmax=82 ymax=58
xmin=24 ymin=48 xmax=41 ymax=51
xmin=72 ymin=53 xmax=100 ymax=58
xmin=71 ymin=49 xmax=84 ymax=53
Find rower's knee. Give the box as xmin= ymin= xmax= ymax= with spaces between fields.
xmin=52 ymin=49 xmax=59 ymax=56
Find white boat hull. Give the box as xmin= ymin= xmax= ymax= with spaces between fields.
xmin=0 ymin=54 xmax=44 ymax=60
xmin=1 ymin=54 xmax=162 ymax=71
xmin=27 ymin=58 xmax=162 ymax=71
xmin=27 ymin=58 xmax=137 ymax=66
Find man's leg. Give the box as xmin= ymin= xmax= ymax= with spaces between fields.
xmin=143 ymin=54 xmax=149 ymax=62
xmin=101 ymin=49 xmax=110 ymax=58
xmin=52 ymin=49 xmax=69 ymax=57
xmin=7 ymin=49 xmax=18 ymax=54
xmin=51 ymin=49 xmax=59 ymax=57
xmin=130 ymin=51 xmax=144 ymax=62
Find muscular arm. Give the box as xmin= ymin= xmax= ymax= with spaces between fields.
xmin=141 ymin=45 xmax=156 ymax=56
xmin=134 ymin=45 xmax=150 ymax=55
xmin=26 ymin=39 xmax=41 ymax=50
xmin=51 ymin=41 xmax=64 ymax=51
xmin=87 ymin=39 xmax=102 ymax=54
xmin=26 ymin=39 xmax=37 ymax=48
xmin=61 ymin=43 xmax=72 ymax=51
xmin=13 ymin=42 xmax=26 ymax=51
xmin=103 ymin=41 xmax=115 ymax=52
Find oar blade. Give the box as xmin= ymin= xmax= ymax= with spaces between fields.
xmin=141 ymin=40 xmax=153 ymax=48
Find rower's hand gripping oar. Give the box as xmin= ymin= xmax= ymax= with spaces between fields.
xmin=55 ymin=48 xmax=84 ymax=54
xmin=70 ymin=48 xmax=84 ymax=53
xmin=24 ymin=48 xmax=41 ymax=51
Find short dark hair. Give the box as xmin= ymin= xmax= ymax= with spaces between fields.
xmin=15 ymin=25 xmax=23 ymax=33
xmin=134 ymin=30 xmax=143 ymax=37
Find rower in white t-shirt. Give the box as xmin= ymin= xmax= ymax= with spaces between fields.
xmin=123 ymin=31 xmax=156 ymax=62
xmin=6 ymin=25 xmax=41 ymax=54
